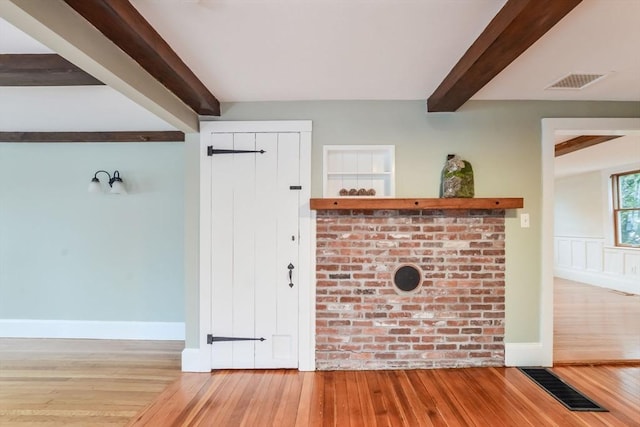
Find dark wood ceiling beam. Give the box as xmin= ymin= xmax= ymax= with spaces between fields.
xmin=0 ymin=131 xmax=185 ymax=143
xmin=0 ymin=53 xmax=103 ymax=86
xmin=555 ymin=135 xmax=621 ymax=157
xmin=427 ymin=0 xmax=583 ymax=112
xmin=62 ymin=0 xmax=220 ymax=116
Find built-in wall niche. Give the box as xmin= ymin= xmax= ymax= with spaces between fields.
xmin=323 ymin=145 xmax=395 ymax=197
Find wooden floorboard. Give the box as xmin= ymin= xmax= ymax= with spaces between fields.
xmin=554 ymin=277 xmax=640 ymax=364
xmin=2 ymin=338 xmax=639 ymax=426
xmin=0 ymin=338 xmax=183 ymax=426
xmin=129 ymin=366 xmax=639 ymax=427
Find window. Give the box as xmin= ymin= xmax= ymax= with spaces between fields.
xmin=612 ymin=170 xmax=640 ymax=247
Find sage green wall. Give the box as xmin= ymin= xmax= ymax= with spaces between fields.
xmin=184 ymin=100 xmax=639 ymax=347
xmin=0 ymin=142 xmax=185 ymax=322
xmin=554 ymin=171 xmax=604 ymax=238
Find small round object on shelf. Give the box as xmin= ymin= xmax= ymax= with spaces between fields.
xmin=367 ymin=188 xmax=376 ymax=196
xmin=348 ymin=188 xmax=358 ymax=195
xmin=339 ymin=188 xmax=349 ymax=196
xmin=357 ymin=188 xmax=367 ymax=195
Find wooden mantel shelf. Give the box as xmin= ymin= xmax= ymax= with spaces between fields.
xmin=310 ymin=197 xmax=523 ymax=210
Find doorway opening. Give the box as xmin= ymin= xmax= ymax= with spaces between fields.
xmin=540 ymin=118 xmax=640 ymax=366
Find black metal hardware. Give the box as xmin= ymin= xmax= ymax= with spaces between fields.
xmin=207 ymin=334 xmax=266 ymax=344
xmin=90 ymin=170 xmax=123 ymax=188
xmin=289 ymin=185 xmax=302 ymax=190
xmin=288 ymin=263 xmax=295 ymax=288
xmin=207 ymin=146 xmax=266 ymax=156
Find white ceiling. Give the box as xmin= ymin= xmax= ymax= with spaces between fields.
xmin=0 ymin=17 xmax=176 ymax=131
xmin=129 ymin=0 xmax=640 ymax=102
xmin=131 ymin=0 xmax=505 ymax=102
xmin=0 ymin=14 xmax=49 ymax=53
xmin=475 ymin=0 xmax=640 ymax=101
xmin=0 ymin=86 xmax=179 ymax=131
xmin=554 ymin=135 xmax=640 ymax=178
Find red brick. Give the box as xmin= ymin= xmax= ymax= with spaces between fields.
xmin=362 ymin=344 xmax=386 ymax=351
xmin=340 ymin=297 xmax=362 ymax=303
xmin=436 ymin=328 xmax=460 ymax=334
xmin=398 ymin=320 xmax=421 ymax=327
xmin=389 ymin=344 xmax=411 ymax=351
xmin=435 ymin=344 xmax=457 ymax=350
xmin=374 ymin=353 xmax=397 ymax=359
xmin=389 ymin=328 xmax=411 ymax=335
xmin=375 ymin=336 xmax=396 ymax=343
xmin=328 ymin=320 xmax=351 ymax=327
xmin=397 ymin=336 xmax=420 ymax=343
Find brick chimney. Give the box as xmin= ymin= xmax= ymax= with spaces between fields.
xmin=315 ymin=209 xmax=505 ymax=370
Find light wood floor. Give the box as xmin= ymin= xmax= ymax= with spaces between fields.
xmin=554 ymin=277 xmax=640 ymax=364
xmin=2 ymin=339 xmax=639 ymax=426
xmin=0 ymin=338 xmax=183 ymax=426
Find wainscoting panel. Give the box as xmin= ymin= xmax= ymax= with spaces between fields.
xmin=557 ymin=240 xmax=572 ymax=268
xmin=623 ymin=252 xmax=640 ymax=277
xmin=585 ymin=241 xmax=603 ymax=272
xmin=604 ymin=249 xmax=624 ymax=275
xmin=571 ymin=240 xmax=587 ymax=270
xmin=555 ymin=236 xmax=639 ymax=295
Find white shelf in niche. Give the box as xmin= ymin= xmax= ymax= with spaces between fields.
xmin=323 ymin=145 xmax=395 ymax=197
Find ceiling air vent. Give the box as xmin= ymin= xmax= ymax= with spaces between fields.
xmin=546 ymin=73 xmax=607 ymax=90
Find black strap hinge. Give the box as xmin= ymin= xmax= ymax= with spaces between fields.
xmin=207 ymin=146 xmax=266 ymax=156
xmin=207 ymin=334 xmax=266 ymax=344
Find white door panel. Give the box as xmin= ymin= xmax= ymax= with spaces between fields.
xmin=230 ymin=133 xmax=258 ymax=368
xmin=210 ymin=132 xmax=234 ymax=369
xmin=211 ymin=132 xmax=300 ymax=369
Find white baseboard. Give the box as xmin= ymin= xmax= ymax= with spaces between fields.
xmin=505 ymin=342 xmax=548 ymax=367
xmin=181 ymin=347 xmax=211 ymax=372
xmin=0 ymin=319 xmax=185 ymax=340
xmin=555 ymin=268 xmax=639 ymax=295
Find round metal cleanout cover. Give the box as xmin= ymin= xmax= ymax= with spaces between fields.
xmin=393 ymin=264 xmax=423 ymax=293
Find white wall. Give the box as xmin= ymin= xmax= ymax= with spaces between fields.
xmin=554 ymin=163 xmax=640 ymax=294
xmin=0 ymin=142 xmax=185 ymax=337
xmin=554 ymin=171 xmax=604 ymax=238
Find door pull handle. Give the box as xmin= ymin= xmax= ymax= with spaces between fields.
xmin=288 ymin=263 xmax=295 ymax=288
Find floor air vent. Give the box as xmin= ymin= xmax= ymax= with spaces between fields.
xmin=519 ymin=368 xmax=607 ymax=412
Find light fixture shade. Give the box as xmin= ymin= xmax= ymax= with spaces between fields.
xmin=110 ymin=179 xmax=127 ymax=195
xmin=88 ymin=178 xmax=102 ymax=193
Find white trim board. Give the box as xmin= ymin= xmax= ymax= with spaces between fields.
xmin=0 ymin=319 xmax=185 ymax=340
xmin=182 ymin=347 xmax=211 ymax=372
xmin=505 ymin=342 xmax=545 ymax=367
xmin=197 ymin=120 xmax=314 ymax=372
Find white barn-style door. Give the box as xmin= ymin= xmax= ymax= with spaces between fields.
xmin=209 ymin=131 xmax=301 ymax=369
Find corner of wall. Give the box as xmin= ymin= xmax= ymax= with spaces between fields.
xmin=505 ymin=342 xmax=548 ymax=367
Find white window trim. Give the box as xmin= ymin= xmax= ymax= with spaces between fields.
xmin=610 ymin=169 xmax=640 ymax=248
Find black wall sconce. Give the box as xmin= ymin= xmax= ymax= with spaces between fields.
xmin=88 ymin=170 xmax=127 ymax=195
